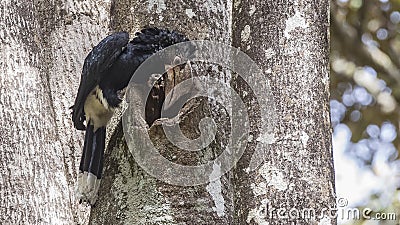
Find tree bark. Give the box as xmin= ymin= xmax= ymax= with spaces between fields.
xmin=0 ymin=0 xmax=333 ymax=224
xmin=232 ymin=0 xmax=334 ymax=224
xmin=89 ymin=0 xmax=234 ymax=224
xmin=0 ymin=0 xmax=111 ymax=224
xmin=93 ymin=0 xmax=334 ymax=225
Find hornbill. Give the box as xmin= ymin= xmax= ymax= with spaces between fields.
xmin=71 ymin=27 xmax=189 ymax=205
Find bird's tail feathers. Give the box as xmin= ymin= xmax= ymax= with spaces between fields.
xmin=76 ymin=124 xmax=106 ymax=206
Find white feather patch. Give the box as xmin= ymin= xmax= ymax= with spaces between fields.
xmin=76 ymin=172 xmax=101 ymax=205
xmin=95 ymin=86 xmax=110 ymax=110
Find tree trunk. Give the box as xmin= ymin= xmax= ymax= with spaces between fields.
xmin=89 ymin=0 xmax=234 ymax=224
xmin=232 ymin=0 xmax=334 ymax=224
xmin=0 ymin=0 xmax=111 ymax=224
xmin=92 ymin=0 xmax=334 ymax=225
xmin=0 ymin=0 xmax=334 ymax=224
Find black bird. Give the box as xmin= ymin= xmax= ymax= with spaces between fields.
xmin=71 ymin=28 xmax=189 ymax=205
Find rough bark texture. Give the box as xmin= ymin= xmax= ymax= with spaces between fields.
xmin=0 ymin=0 xmax=111 ymax=224
xmin=232 ymin=0 xmax=334 ymax=224
xmin=93 ymin=0 xmax=334 ymax=224
xmin=89 ymin=0 xmax=234 ymax=224
xmin=0 ymin=0 xmax=333 ymax=224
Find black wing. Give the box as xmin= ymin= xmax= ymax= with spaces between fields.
xmin=72 ymin=32 xmax=129 ymax=130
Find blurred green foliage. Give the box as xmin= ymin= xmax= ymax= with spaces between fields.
xmin=331 ymin=0 xmax=400 ymax=224
xmin=332 ymin=0 xmax=400 ymax=145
